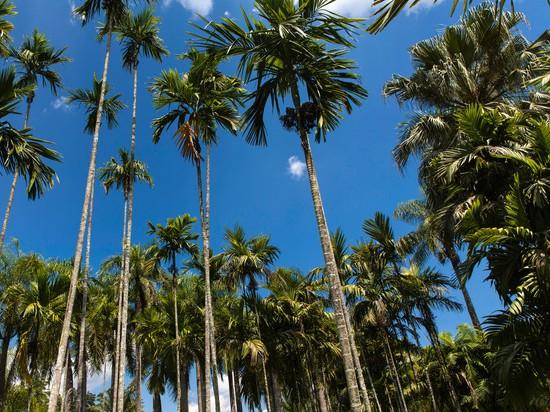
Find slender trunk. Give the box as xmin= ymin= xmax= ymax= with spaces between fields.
xmin=384 ymin=332 xmax=408 ymax=412
xmin=181 ymin=363 xmax=189 ymax=412
xmin=76 ymin=183 xmax=94 ymax=412
xmin=0 ymin=96 xmax=31 ymax=251
xmin=346 ymin=319 xmax=371 ymax=412
xmin=234 ymin=368 xmax=242 ymax=412
xmin=115 ymin=62 xmax=139 ymax=412
xmin=112 ymin=198 xmax=127 ymax=412
xmin=196 ymin=358 xmax=206 ymax=412
xmin=365 ymin=365 xmax=382 ymax=412
xmin=27 ymin=325 xmax=40 ymax=412
xmin=289 ymin=83 xmax=362 ymax=412
xmin=0 ymin=326 xmax=13 ymax=412
xmin=0 ymin=171 xmax=18 ymax=251
xmin=47 ymin=24 xmax=113 ymax=412
xmin=412 ymin=331 xmax=437 ymax=412
xmin=229 ymin=367 xmax=237 ymax=412
xmin=313 ymin=369 xmax=329 ymax=412
xmin=445 ymin=244 xmax=481 ymax=329
xmin=269 ymin=367 xmax=283 ymax=412
xmin=424 ymin=313 xmax=462 ymax=412
xmin=135 ymin=344 xmax=143 ymax=412
xmin=173 ymin=262 xmax=182 ymax=412
xmin=64 ymin=351 xmax=74 ymax=412
xmin=153 ymin=392 xmax=162 ymax=412
xmin=196 ymin=145 xmax=219 ymax=412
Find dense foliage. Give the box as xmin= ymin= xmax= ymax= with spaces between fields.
xmin=0 ymin=1 xmax=548 ymax=411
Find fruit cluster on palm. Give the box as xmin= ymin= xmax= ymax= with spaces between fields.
xmin=0 ymin=0 xmax=548 ymax=411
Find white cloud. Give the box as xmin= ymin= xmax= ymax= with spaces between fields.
xmin=288 ymin=0 xmax=441 ymax=18
xmin=87 ymin=361 xmax=112 ymax=394
xmin=287 ymin=155 xmax=306 ymax=179
xmin=189 ymin=374 xmax=231 ymax=412
xmin=224 ymin=10 xmax=231 ymax=17
xmin=52 ymin=96 xmax=71 ymax=111
xmin=162 ymin=0 xmax=214 ymax=16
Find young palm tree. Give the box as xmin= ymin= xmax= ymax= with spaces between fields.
xmin=0 ymin=0 xmax=15 ymax=57
xmin=99 ymin=149 xmax=153 ymax=411
xmin=193 ymin=1 xmax=367 ymax=409
xmin=150 ymin=50 xmax=243 ymax=412
xmin=148 ymin=215 xmax=199 ymax=412
xmin=1 ymin=30 xmax=69 ymax=250
xmin=46 ymin=0 xmax=134 ymax=406
xmin=64 ymin=75 xmax=125 ymax=412
xmin=113 ymin=10 xmax=167 ymax=410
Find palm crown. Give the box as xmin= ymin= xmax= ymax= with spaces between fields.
xmin=99 ymin=148 xmax=153 ymax=197
xmin=9 ymin=29 xmax=70 ymax=100
xmin=67 ymin=74 xmax=125 ymax=134
xmin=115 ymin=8 xmax=168 ymax=71
xmin=150 ymin=50 xmax=244 ymax=163
xmin=192 ymin=0 xmax=367 ymax=145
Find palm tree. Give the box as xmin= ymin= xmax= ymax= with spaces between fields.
xmin=67 ymin=74 xmax=125 ymax=412
xmin=148 ymin=215 xmax=199 ymax=412
xmin=222 ymin=226 xmax=279 ymax=411
xmin=4 ymin=256 xmax=70 ymax=412
xmin=1 ymin=30 xmax=69 ymax=250
xmin=99 ymin=148 xmax=153 ymax=411
xmin=46 ymin=0 xmax=133 ymax=404
xmin=383 ymin=4 xmax=533 ymax=330
xmin=113 ymin=10 xmax=167 ymax=409
xmin=193 ymin=2 xmax=368 ymax=408
xmin=150 ymin=50 xmax=243 ymax=412
xmin=0 ymin=0 xmax=15 ymax=57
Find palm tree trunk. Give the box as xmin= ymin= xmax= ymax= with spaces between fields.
xmin=411 ymin=332 xmax=437 ymax=412
xmin=47 ymin=24 xmax=113 ymax=412
xmin=172 ymin=263 xmax=183 ymax=412
xmin=153 ymin=391 xmax=162 ymax=412
xmin=76 ymin=183 xmax=94 ymax=412
xmin=289 ymin=83 xmax=362 ymax=412
xmin=0 ymin=96 xmax=31 ymax=251
xmin=383 ymin=332 xmax=408 ymax=412
xmin=0 ymin=171 xmax=18 ymax=251
xmin=115 ymin=61 xmax=140 ymax=412
xmin=112 ymin=198 xmax=127 ymax=411
xmin=228 ymin=366 xmax=237 ymax=412
xmin=423 ymin=312 xmax=461 ymax=412
xmin=234 ymin=368 xmax=242 ymax=412
xmin=445 ymin=244 xmax=481 ymax=329
xmin=313 ymin=368 xmax=329 ymax=412
xmin=196 ymin=144 xmax=219 ymax=412
xmin=365 ymin=365 xmax=382 ymax=412
xmin=135 ymin=344 xmax=143 ymax=412
xmin=64 ymin=350 xmax=74 ymax=412
xmin=181 ymin=363 xmax=189 ymax=412
xmin=0 ymin=326 xmax=12 ymax=412
xmin=269 ymin=367 xmax=283 ymax=412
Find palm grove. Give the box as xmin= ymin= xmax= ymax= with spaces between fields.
xmin=0 ymin=0 xmax=548 ymax=411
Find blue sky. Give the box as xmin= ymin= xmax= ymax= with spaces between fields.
xmin=3 ymin=0 xmax=548 ymax=410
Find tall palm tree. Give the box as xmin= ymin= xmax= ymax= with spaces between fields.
xmin=148 ymin=215 xmax=199 ymax=412
xmin=64 ymin=75 xmax=125 ymax=412
xmin=0 ymin=0 xmax=15 ymax=57
xmin=1 ymin=30 xmax=69 ymax=250
xmin=113 ymin=10 xmax=167 ymax=410
xmin=99 ymin=148 xmax=153 ymax=412
xmin=383 ymin=4 xmax=532 ymax=329
xmin=193 ymin=2 xmax=368 ymax=409
xmin=150 ymin=50 xmax=243 ymax=412
xmin=46 ymin=0 xmax=134 ymax=405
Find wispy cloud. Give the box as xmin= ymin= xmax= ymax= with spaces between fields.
xmin=162 ymin=0 xmax=214 ymax=16
xmin=288 ymin=155 xmax=306 ymax=179
xmin=52 ymin=96 xmax=71 ymax=111
xmin=67 ymin=0 xmax=81 ymax=25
